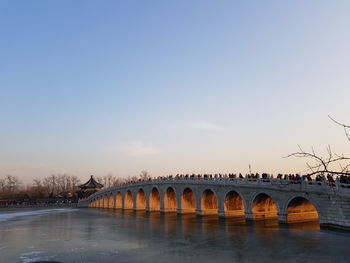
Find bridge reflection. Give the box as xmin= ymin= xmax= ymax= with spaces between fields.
xmin=98 ymin=209 xmax=320 ymax=245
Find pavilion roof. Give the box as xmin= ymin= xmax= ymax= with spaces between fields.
xmin=79 ymin=175 xmax=103 ymax=189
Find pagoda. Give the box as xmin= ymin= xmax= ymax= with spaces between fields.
xmin=77 ymin=175 xmax=103 ymax=199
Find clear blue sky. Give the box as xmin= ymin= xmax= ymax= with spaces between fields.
xmin=1 ymin=1 xmax=349 ymax=183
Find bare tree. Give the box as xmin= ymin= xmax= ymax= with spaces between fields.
xmin=4 ymin=175 xmax=21 ymax=193
xmin=139 ymin=170 xmax=151 ymax=180
xmin=286 ymin=116 xmax=350 ymax=178
xmin=96 ymin=174 xmax=127 ymax=188
xmin=111 ymin=177 xmax=125 ymax=186
xmin=41 ymin=174 xmax=80 ymax=196
xmin=33 ymin=178 xmax=42 ymax=188
xmin=70 ymin=175 xmax=80 ymax=190
xmin=0 ymin=177 xmax=5 ymax=192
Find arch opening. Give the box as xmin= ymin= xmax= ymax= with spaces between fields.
xmin=99 ymin=197 xmax=103 ymax=208
xmin=116 ymin=192 xmax=122 ymax=208
xmin=287 ymin=197 xmax=319 ymax=223
xmin=164 ymin=187 xmax=177 ymax=212
xmin=124 ymin=190 xmax=134 ymax=209
xmin=181 ymin=188 xmax=196 ymax=213
xmin=224 ymin=191 xmax=245 ymax=217
xmin=108 ymin=194 xmax=114 ymax=209
xmin=201 ymin=189 xmax=218 ymax=215
xmin=149 ymin=187 xmax=160 ymax=211
xmin=136 ymin=189 xmax=146 ymax=210
xmin=103 ymin=195 xmax=108 ymax=208
xmin=252 ymin=193 xmax=278 ymax=220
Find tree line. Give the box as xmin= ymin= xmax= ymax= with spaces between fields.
xmin=0 ymin=171 xmax=152 ymax=201
xmin=0 ymin=174 xmax=81 ymax=200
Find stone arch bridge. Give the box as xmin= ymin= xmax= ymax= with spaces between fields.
xmin=78 ymin=178 xmax=350 ymax=229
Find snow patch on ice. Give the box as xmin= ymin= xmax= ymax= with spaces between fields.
xmin=0 ymin=209 xmax=77 ymax=222
xmin=20 ymin=251 xmax=44 ymax=263
xmin=19 ymin=251 xmax=57 ymax=263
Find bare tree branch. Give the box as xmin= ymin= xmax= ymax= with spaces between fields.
xmin=329 ymin=115 xmax=350 ymax=141
xmin=286 ymin=116 xmax=350 ymax=179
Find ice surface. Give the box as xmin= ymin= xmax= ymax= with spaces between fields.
xmin=0 ymin=209 xmax=349 ymax=263
xmin=0 ymin=208 xmax=77 ymax=222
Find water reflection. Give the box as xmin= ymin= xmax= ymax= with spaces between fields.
xmin=288 ymin=221 xmax=320 ymax=231
xmin=287 ymin=222 xmax=322 ymax=249
xmin=163 ymin=213 xmax=178 ymax=237
xmin=253 ymin=219 xmax=281 ymax=246
xmin=200 ymin=215 xmax=220 ymax=239
xmin=134 ymin=210 xmax=148 ymax=234
xmin=224 ymin=216 xmax=247 ymax=244
xmin=181 ymin=213 xmax=197 ymax=237
xmin=99 ymin=209 xmax=321 ymax=242
xmin=149 ymin=212 xmax=161 ymax=235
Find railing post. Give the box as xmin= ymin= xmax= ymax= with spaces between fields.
xmin=301 ymin=179 xmax=306 ymax=191
xmin=336 ymin=178 xmax=340 ymax=190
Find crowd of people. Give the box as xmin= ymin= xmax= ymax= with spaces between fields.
xmin=116 ymin=172 xmax=350 ymax=187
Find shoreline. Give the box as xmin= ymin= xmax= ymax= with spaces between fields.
xmin=0 ymin=203 xmax=77 ymax=209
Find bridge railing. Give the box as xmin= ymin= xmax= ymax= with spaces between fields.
xmin=81 ymin=177 xmax=350 ymax=202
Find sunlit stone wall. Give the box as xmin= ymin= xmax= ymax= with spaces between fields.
xmin=201 ymin=189 xmax=218 ymax=215
xmin=164 ymin=187 xmax=177 ymax=212
xmin=149 ymin=188 xmax=160 ymax=211
xmin=181 ymin=188 xmax=196 ymax=213
xmin=287 ymin=197 xmax=318 ymax=223
xmin=115 ymin=193 xmax=122 ymax=208
xmin=124 ymin=191 xmax=133 ymax=209
xmin=108 ymin=194 xmax=114 ymax=209
xmin=252 ymin=194 xmax=278 ymax=220
xmin=224 ymin=191 xmax=245 ymax=217
xmin=136 ymin=189 xmax=146 ymax=210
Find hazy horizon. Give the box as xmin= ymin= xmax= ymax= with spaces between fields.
xmin=1 ymin=1 xmax=350 ymax=184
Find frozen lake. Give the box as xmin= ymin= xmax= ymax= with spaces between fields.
xmin=0 ymin=208 xmax=349 ymax=263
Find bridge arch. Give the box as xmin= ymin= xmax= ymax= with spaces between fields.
xmin=103 ymin=194 xmax=109 ymax=208
xmin=115 ymin=192 xmax=123 ymax=208
xmin=181 ymin=187 xmax=196 ymax=213
xmin=136 ymin=188 xmax=147 ymax=210
xmin=285 ymin=196 xmax=320 ymax=223
xmin=99 ymin=196 xmax=103 ymax=208
xmin=108 ymin=193 xmax=114 ymax=209
xmin=149 ymin=187 xmax=161 ymax=211
xmin=164 ymin=187 xmax=177 ymax=212
xmin=124 ymin=190 xmax=134 ymax=209
xmin=224 ymin=190 xmax=245 ymax=217
xmin=201 ymin=188 xmax=218 ymax=215
xmin=251 ymin=192 xmax=279 ymax=220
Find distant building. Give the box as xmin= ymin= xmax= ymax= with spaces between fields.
xmin=77 ymin=175 xmax=104 ymax=199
